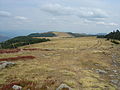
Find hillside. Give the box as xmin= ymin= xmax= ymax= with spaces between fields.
xmin=28 ymin=31 xmax=91 ymax=38
xmin=0 ymin=37 xmax=120 ymax=90
xmin=52 ymin=32 xmax=73 ymax=38
xmin=28 ymin=31 xmax=73 ymax=38
xmin=0 ymin=36 xmax=50 ymax=49
xmin=1 ymin=31 xmax=83 ymax=49
xmin=67 ymin=32 xmax=90 ymax=37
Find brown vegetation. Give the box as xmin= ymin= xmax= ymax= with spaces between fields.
xmin=0 ymin=80 xmax=38 ymax=90
xmin=0 ymin=48 xmax=54 ymax=54
xmin=0 ymin=49 xmax=21 ymax=54
xmin=0 ymin=56 xmax=35 ymax=61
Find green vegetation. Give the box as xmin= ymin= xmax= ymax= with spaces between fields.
xmin=97 ymin=30 xmax=120 ymax=44
xmin=97 ymin=30 xmax=120 ymax=40
xmin=105 ymin=30 xmax=120 ymax=40
xmin=28 ymin=32 xmax=57 ymax=37
xmin=111 ymin=40 xmax=119 ymax=44
xmin=97 ymin=35 xmax=105 ymax=38
xmin=0 ymin=36 xmax=50 ymax=49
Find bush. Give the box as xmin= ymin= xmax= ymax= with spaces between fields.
xmin=111 ymin=40 xmax=119 ymax=44
xmin=97 ymin=35 xmax=105 ymax=38
xmin=105 ymin=30 xmax=120 ymax=40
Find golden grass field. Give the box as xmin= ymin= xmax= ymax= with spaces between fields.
xmin=0 ymin=37 xmax=120 ymax=90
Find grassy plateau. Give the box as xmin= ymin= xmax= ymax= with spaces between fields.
xmin=0 ymin=37 xmax=120 ymax=90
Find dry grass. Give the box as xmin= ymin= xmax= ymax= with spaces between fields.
xmin=52 ymin=32 xmax=73 ymax=38
xmin=0 ymin=37 xmax=118 ymax=90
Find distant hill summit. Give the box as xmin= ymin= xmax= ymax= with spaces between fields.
xmin=96 ymin=33 xmax=107 ymax=35
xmin=28 ymin=32 xmax=57 ymax=37
xmin=28 ymin=31 xmax=90 ymax=38
xmin=52 ymin=32 xmax=73 ymax=38
xmin=67 ymin=32 xmax=89 ymax=37
xmin=0 ymin=35 xmax=9 ymax=42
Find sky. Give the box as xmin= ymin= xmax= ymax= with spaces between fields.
xmin=0 ymin=0 xmax=120 ymax=36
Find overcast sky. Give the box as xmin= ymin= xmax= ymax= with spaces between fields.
xmin=0 ymin=0 xmax=120 ymax=34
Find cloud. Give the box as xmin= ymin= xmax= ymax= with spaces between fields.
xmin=77 ymin=8 xmax=108 ymax=21
xmin=14 ymin=16 xmax=31 ymax=22
xmin=0 ymin=11 xmax=30 ymax=22
xmin=14 ymin=16 xmax=28 ymax=20
xmin=41 ymin=4 xmax=75 ymax=16
xmin=96 ymin=22 xmax=118 ymax=26
xmin=0 ymin=11 xmax=11 ymax=17
xmin=41 ymin=4 xmax=108 ymax=21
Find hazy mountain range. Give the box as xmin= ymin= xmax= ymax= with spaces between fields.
xmin=0 ymin=30 xmax=107 ymax=42
xmin=0 ymin=35 xmax=10 ymax=42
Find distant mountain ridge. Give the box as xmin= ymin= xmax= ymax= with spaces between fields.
xmin=0 ymin=35 xmax=10 ymax=42
xmin=96 ymin=33 xmax=107 ymax=35
xmin=28 ymin=32 xmax=57 ymax=37
xmin=67 ymin=32 xmax=89 ymax=37
xmin=28 ymin=31 xmax=90 ymax=38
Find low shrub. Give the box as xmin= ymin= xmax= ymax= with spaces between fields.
xmin=111 ymin=40 xmax=119 ymax=44
xmin=0 ymin=56 xmax=35 ymax=61
xmin=0 ymin=49 xmax=20 ymax=54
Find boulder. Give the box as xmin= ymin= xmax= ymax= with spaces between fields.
xmin=112 ymin=70 xmax=117 ymax=73
xmin=110 ymin=80 xmax=119 ymax=84
xmin=0 ymin=61 xmax=15 ymax=70
xmin=96 ymin=69 xmax=107 ymax=74
xmin=56 ymin=84 xmax=72 ymax=90
xmin=12 ymin=85 xmax=22 ymax=90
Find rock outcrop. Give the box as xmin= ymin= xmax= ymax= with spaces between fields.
xmin=0 ymin=61 xmax=15 ymax=70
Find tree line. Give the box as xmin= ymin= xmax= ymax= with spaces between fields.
xmin=97 ymin=30 xmax=120 ymax=44
xmin=104 ymin=30 xmax=120 ymax=40
xmin=97 ymin=30 xmax=120 ymax=40
xmin=28 ymin=32 xmax=56 ymax=37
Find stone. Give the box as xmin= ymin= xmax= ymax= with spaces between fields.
xmin=117 ymin=76 xmax=120 ymax=79
xmin=109 ymin=75 xmax=116 ymax=78
xmin=110 ymin=80 xmax=119 ymax=84
xmin=96 ymin=69 xmax=107 ymax=74
xmin=113 ymin=70 xmax=117 ymax=73
xmin=12 ymin=85 xmax=22 ymax=90
xmin=0 ymin=61 xmax=15 ymax=70
xmin=56 ymin=84 xmax=72 ymax=90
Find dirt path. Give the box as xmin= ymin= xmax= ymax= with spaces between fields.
xmin=88 ymin=40 xmax=102 ymax=49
